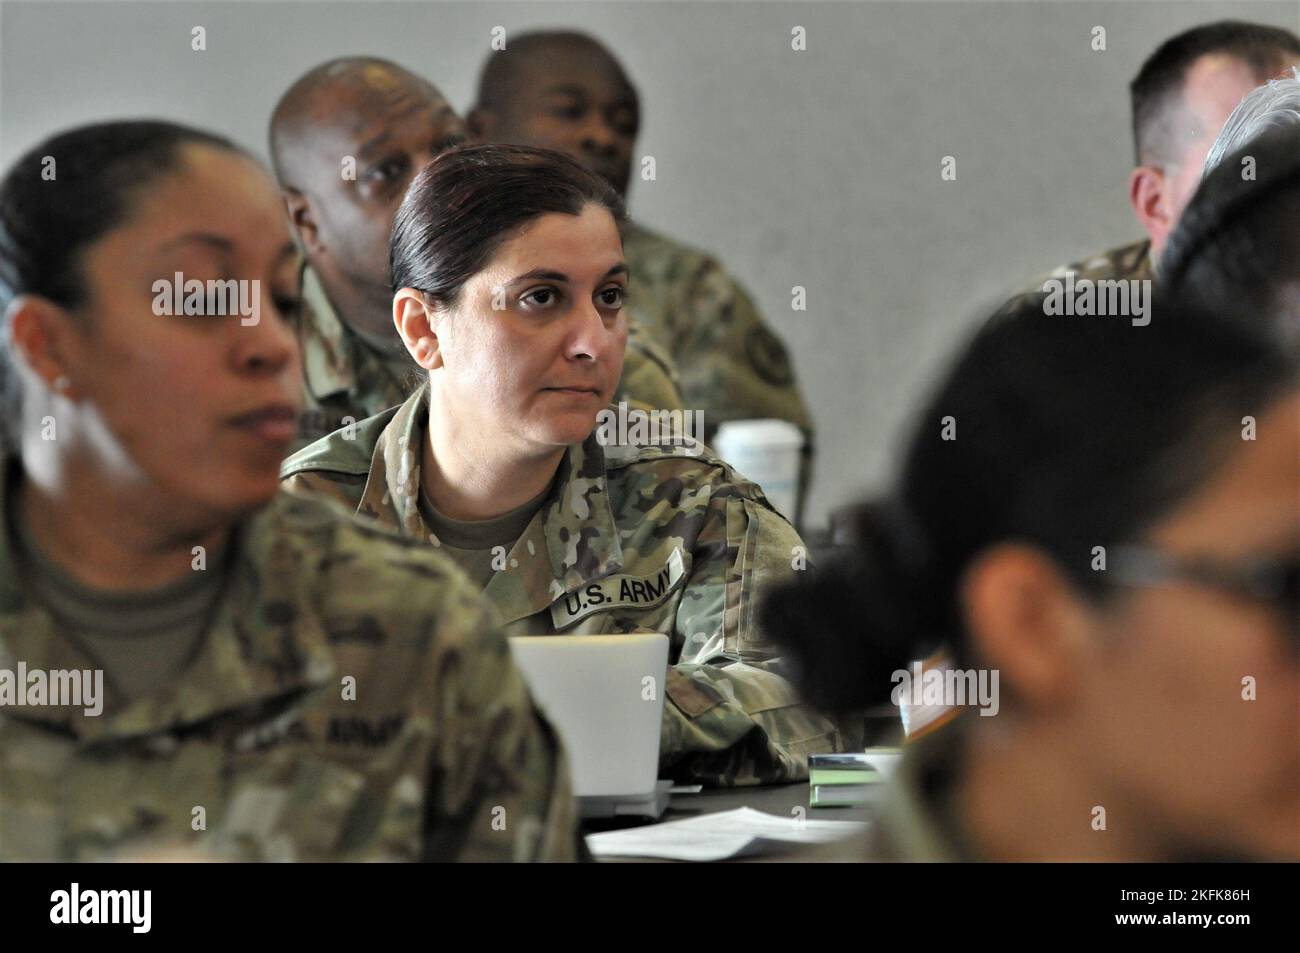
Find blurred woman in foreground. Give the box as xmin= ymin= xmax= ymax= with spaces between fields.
xmin=0 ymin=120 xmax=575 ymax=861
xmin=766 ymin=292 xmax=1299 ymax=861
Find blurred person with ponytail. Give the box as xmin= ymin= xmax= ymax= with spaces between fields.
xmin=764 ymin=291 xmax=1299 ymax=861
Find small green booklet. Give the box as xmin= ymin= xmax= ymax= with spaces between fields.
xmin=808 ymin=749 xmax=901 ymax=807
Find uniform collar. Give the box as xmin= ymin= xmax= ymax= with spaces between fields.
xmin=358 ymin=383 xmax=626 ymax=624
xmin=0 ymin=462 xmax=336 ymax=742
xmin=298 ymin=263 xmax=357 ymax=402
xmin=1135 ymin=237 xmax=1157 ymax=281
xmin=298 ymin=263 xmax=409 ymax=408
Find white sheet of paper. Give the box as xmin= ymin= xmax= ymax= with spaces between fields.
xmin=586 ymin=807 xmax=868 ymax=861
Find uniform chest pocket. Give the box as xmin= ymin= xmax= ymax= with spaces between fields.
xmin=221 ymin=705 xmax=428 ymax=861
xmin=60 ymin=740 xmax=228 ymax=860
xmin=217 ymin=754 xmax=378 ymax=861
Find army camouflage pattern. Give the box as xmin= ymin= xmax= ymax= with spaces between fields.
xmin=291 ymin=264 xmax=417 ymax=454
xmin=1020 ymin=236 xmax=1156 ymax=297
xmin=621 ymin=317 xmax=685 ymax=414
xmin=0 ymin=465 xmax=579 ymax=862
xmin=292 ymin=262 xmax=685 ymax=454
xmin=281 ymin=384 xmax=847 ymax=786
xmin=621 ymin=222 xmax=814 ymax=434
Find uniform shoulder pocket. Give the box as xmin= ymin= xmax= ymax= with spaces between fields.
xmin=725 ymin=496 xmax=803 ymax=655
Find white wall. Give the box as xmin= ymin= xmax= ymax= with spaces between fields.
xmin=3 ymin=0 xmax=1295 ymax=527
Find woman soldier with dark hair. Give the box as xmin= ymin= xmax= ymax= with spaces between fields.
xmin=282 ymin=143 xmax=849 ymax=786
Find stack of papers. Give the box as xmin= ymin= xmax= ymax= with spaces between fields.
xmin=586 ymin=807 xmax=867 ymax=862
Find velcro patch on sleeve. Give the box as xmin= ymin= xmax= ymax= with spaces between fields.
xmin=664 ymin=666 xmax=725 ymax=718
xmin=549 ymin=548 xmax=687 ymax=629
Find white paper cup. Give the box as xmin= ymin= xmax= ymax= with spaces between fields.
xmin=712 ymin=418 xmax=804 ymax=522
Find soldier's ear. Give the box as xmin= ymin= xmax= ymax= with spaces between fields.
xmin=393 ymin=288 xmax=444 ymax=371
xmin=1128 ymin=165 xmax=1173 ymax=250
xmin=5 ymin=294 xmax=83 ymax=399
xmin=282 ymin=188 xmax=322 ymax=254
xmin=959 ymin=542 xmax=1092 ymax=711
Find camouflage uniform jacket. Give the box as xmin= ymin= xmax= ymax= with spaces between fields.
xmin=280 ymin=384 xmax=845 ymax=786
xmin=0 ymin=466 xmax=579 ymax=862
xmin=293 ymin=264 xmax=416 ymax=454
xmin=293 ymin=263 xmax=685 ymax=454
xmin=1024 ymin=236 xmax=1156 ymax=295
xmin=621 ymin=222 xmax=814 ymax=436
